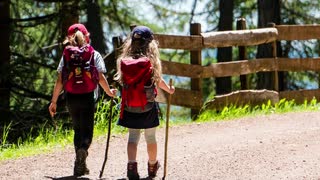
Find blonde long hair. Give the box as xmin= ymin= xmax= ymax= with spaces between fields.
xmin=63 ymin=30 xmax=88 ymax=47
xmin=114 ymin=35 xmax=162 ymax=85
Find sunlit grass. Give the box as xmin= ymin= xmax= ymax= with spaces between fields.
xmin=197 ymin=98 xmax=320 ymax=123
xmin=1 ymin=98 xmax=320 ymax=161
xmin=0 ymin=124 xmax=73 ymax=161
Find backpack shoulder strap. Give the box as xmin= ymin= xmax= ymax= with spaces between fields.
xmin=89 ymin=49 xmax=95 ymax=66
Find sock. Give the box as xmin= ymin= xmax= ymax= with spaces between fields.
xmin=128 ymin=160 xmax=137 ymax=163
xmin=148 ymin=160 xmax=157 ymax=164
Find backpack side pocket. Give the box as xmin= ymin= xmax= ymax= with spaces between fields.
xmin=145 ymin=84 xmax=156 ymax=102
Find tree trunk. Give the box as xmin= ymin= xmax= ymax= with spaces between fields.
xmin=60 ymin=0 xmax=79 ymax=41
xmin=86 ymin=0 xmax=108 ymax=56
xmin=55 ymin=0 xmax=79 ymax=106
xmin=256 ymin=0 xmax=281 ymax=90
xmin=215 ymin=0 xmax=234 ymax=95
xmin=0 ymin=0 xmax=11 ymax=122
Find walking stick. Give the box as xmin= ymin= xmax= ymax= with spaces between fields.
xmin=52 ymin=116 xmax=58 ymax=136
xmin=99 ymin=96 xmax=114 ymax=178
xmin=162 ymin=78 xmax=173 ymax=180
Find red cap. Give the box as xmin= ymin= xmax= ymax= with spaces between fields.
xmin=67 ymin=23 xmax=89 ymax=36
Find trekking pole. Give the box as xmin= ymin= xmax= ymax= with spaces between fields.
xmin=52 ymin=116 xmax=58 ymax=136
xmin=162 ymin=78 xmax=173 ymax=180
xmin=99 ymin=96 xmax=114 ymax=178
xmin=50 ymin=108 xmax=58 ymax=135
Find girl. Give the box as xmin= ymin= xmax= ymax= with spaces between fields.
xmin=48 ymin=23 xmax=117 ymax=177
xmin=114 ymin=25 xmax=175 ymax=179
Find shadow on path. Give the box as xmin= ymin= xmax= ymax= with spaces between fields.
xmin=44 ymin=175 xmax=90 ymax=180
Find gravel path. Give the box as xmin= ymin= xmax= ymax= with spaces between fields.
xmin=1 ymin=111 xmax=320 ymax=180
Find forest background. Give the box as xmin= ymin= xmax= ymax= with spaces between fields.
xmin=0 ymin=0 xmax=319 ymax=145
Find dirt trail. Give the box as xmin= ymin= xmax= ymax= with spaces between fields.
xmin=1 ymin=111 xmax=320 ymax=180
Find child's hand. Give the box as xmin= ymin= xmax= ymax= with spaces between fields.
xmin=110 ymin=88 xmax=118 ymax=97
xmin=48 ymin=102 xmax=57 ymax=117
xmin=169 ymin=85 xmax=175 ymax=94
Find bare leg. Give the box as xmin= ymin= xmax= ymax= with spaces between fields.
xmin=144 ymin=128 xmax=157 ymax=162
xmin=147 ymin=143 xmax=157 ymax=162
xmin=126 ymin=129 xmax=141 ymax=179
xmin=145 ymin=128 xmax=160 ymax=177
xmin=127 ymin=142 xmax=138 ymax=161
xmin=128 ymin=128 xmax=141 ymax=161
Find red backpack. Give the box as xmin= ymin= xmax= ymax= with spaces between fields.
xmin=120 ymin=57 xmax=157 ymax=117
xmin=62 ymin=45 xmax=99 ymax=94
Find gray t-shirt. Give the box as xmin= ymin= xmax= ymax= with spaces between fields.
xmin=57 ymin=50 xmax=106 ymax=73
xmin=57 ymin=50 xmax=107 ymax=100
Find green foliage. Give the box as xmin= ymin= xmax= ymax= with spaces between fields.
xmin=159 ymin=104 xmax=192 ymax=123
xmin=197 ymin=98 xmax=320 ymax=123
xmin=1 ymin=122 xmax=12 ymax=149
xmin=0 ymin=120 xmax=73 ymax=161
xmin=94 ymin=96 xmax=127 ymax=135
xmin=282 ymin=0 xmax=320 ymax=24
xmin=8 ymin=0 xmax=61 ymax=120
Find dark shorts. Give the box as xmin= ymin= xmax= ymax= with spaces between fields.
xmin=117 ymin=102 xmax=160 ymax=129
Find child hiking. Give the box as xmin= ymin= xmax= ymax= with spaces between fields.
xmin=114 ymin=25 xmax=175 ymax=179
xmin=48 ymin=23 xmax=117 ymax=177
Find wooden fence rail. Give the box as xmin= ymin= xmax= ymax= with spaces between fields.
xmin=155 ymin=25 xmax=320 ymax=50
xmin=151 ymin=24 xmax=320 ymax=113
xmin=161 ymin=57 xmax=320 ymax=79
xmin=110 ymin=24 xmax=320 ymax=116
xmin=276 ymin=25 xmax=320 ymax=40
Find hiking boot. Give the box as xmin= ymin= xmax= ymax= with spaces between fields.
xmin=127 ymin=162 xmax=139 ymax=180
xmin=148 ymin=161 xmax=160 ymax=178
xmin=73 ymin=149 xmax=89 ymax=177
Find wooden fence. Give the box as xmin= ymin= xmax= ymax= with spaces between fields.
xmin=111 ymin=23 xmax=320 ymax=118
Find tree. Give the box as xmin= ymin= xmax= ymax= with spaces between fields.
xmin=86 ymin=0 xmax=107 ymax=56
xmin=0 ymin=0 xmax=11 ymax=123
xmin=215 ymin=0 xmax=234 ymax=95
xmin=256 ymin=0 xmax=281 ymax=90
xmin=280 ymin=0 xmax=320 ymax=90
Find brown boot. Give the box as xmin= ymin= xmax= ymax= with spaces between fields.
xmin=148 ymin=161 xmax=160 ymax=178
xmin=127 ymin=162 xmax=139 ymax=180
xmin=73 ymin=149 xmax=89 ymax=177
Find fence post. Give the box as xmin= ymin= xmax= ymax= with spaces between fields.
xmin=112 ymin=36 xmax=122 ymax=59
xmin=130 ymin=24 xmax=136 ymax=31
xmin=107 ymin=36 xmax=122 ymax=86
xmin=190 ymin=23 xmax=202 ymax=120
xmin=236 ymin=18 xmax=248 ymax=90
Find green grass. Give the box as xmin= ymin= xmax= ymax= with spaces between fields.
xmin=0 ymin=123 xmax=73 ymax=161
xmin=197 ymin=98 xmax=320 ymax=122
xmin=1 ymin=98 xmax=320 ymax=161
